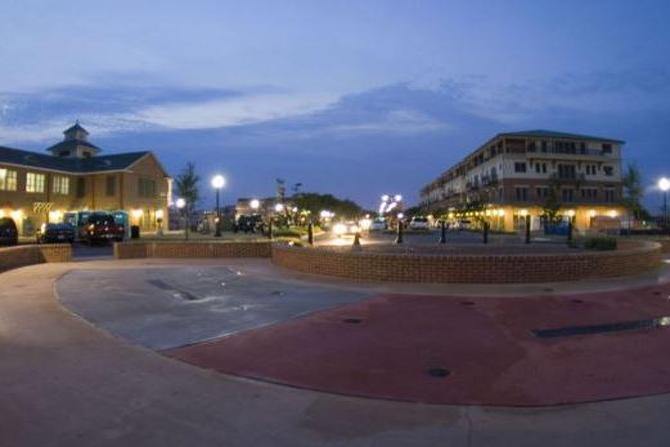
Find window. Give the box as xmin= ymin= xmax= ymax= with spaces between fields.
xmin=602 ymin=143 xmax=612 ymax=154
xmin=514 ymin=162 xmax=527 ymax=173
xmin=52 ymin=175 xmax=69 ymax=195
xmin=558 ymin=164 xmax=576 ymax=179
xmin=106 ymin=175 xmax=116 ymax=196
xmin=76 ymin=177 xmax=86 ymax=198
xmin=0 ymin=168 xmax=17 ymax=191
xmin=603 ymin=166 xmax=614 ymax=176
xmin=562 ymin=189 xmax=575 ymax=202
xmin=138 ymin=178 xmax=157 ymax=198
xmin=534 ymin=163 xmax=547 ymax=174
xmin=515 ymin=187 xmax=528 ymax=201
xmin=26 ymin=172 xmax=45 ymax=193
xmin=581 ymin=188 xmax=598 ymax=200
xmin=536 ymin=187 xmax=549 ymax=199
xmin=541 ymin=141 xmax=547 ymax=152
xmin=585 ymin=165 xmax=597 ymax=175
xmin=605 ymin=189 xmax=615 ymax=202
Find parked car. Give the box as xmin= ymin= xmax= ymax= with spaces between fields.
xmin=80 ymin=213 xmax=125 ymax=244
xmin=333 ymin=221 xmax=360 ymax=236
xmin=0 ymin=217 xmax=19 ymax=246
xmin=409 ymin=216 xmax=430 ymax=230
xmin=369 ymin=218 xmax=387 ymax=231
xmin=36 ymin=223 xmax=75 ymax=244
xmin=453 ymin=220 xmax=472 ymax=231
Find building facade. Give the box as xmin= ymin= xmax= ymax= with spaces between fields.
xmin=0 ymin=123 xmax=171 ymax=235
xmin=420 ymin=130 xmax=625 ymax=232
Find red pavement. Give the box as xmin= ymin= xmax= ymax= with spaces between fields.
xmin=167 ymin=284 xmax=670 ymax=406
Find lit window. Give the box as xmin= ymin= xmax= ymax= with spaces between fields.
xmin=0 ymin=168 xmax=18 ymax=191
xmin=52 ymin=175 xmax=70 ymax=195
xmin=26 ymin=172 xmax=45 ymax=193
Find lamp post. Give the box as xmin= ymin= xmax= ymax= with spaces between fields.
xmin=659 ymin=178 xmax=670 ymax=229
xmin=211 ymin=175 xmax=225 ymax=237
xmin=175 ymin=198 xmax=187 ymax=240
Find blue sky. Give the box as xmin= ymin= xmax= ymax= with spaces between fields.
xmin=0 ymin=0 xmax=669 ymax=209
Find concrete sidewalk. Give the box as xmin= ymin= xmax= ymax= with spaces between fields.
xmin=2 ymin=259 xmax=670 ymax=446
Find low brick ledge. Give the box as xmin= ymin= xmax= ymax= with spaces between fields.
xmin=271 ymin=240 xmax=662 ymax=284
xmin=114 ymin=241 xmax=273 ymax=259
xmin=0 ymin=244 xmax=72 ymax=273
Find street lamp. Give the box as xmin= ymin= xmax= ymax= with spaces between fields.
xmin=176 ymin=198 xmax=187 ymax=240
xmin=250 ymin=199 xmax=260 ymax=210
xmin=211 ymin=175 xmax=226 ymax=237
xmin=659 ymin=178 xmax=670 ymax=227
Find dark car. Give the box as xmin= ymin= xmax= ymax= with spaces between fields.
xmin=36 ymin=223 xmax=75 ymax=244
xmin=81 ymin=213 xmax=125 ymax=244
xmin=0 ymin=217 xmax=19 ymax=246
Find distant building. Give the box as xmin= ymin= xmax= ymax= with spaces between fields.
xmin=0 ymin=123 xmax=171 ymax=234
xmin=420 ymin=130 xmax=625 ymax=232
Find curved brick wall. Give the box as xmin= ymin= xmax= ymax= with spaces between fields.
xmin=0 ymin=244 xmax=72 ymax=273
xmin=114 ymin=241 xmax=272 ymax=259
xmin=271 ymin=241 xmax=662 ymax=283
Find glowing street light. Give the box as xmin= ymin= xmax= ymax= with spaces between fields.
xmin=250 ymin=199 xmax=260 ymax=210
xmin=175 ymin=198 xmax=187 ymax=240
xmin=175 ymin=198 xmax=186 ymax=209
xmin=659 ymin=178 xmax=670 ymax=227
xmin=275 ymin=203 xmax=285 ymax=213
xmin=381 ymin=194 xmax=389 ymax=202
xmin=211 ymin=175 xmax=226 ymax=237
xmin=394 ymin=194 xmax=402 ymax=202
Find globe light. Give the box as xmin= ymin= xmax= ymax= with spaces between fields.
xmin=381 ymin=194 xmax=389 ymax=202
xmin=275 ymin=203 xmax=285 ymax=213
xmin=659 ymin=177 xmax=670 ymax=192
xmin=397 ymin=212 xmax=404 ymax=219
xmin=250 ymin=199 xmax=260 ymax=210
xmin=175 ymin=198 xmax=186 ymax=209
xmin=394 ymin=194 xmax=402 ymax=202
xmin=211 ymin=175 xmax=225 ymax=189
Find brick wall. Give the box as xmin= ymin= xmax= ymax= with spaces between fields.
xmin=0 ymin=244 xmax=72 ymax=273
xmin=114 ymin=241 xmax=272 ymax=259
xmin=272 ymin=240 xmax=661 ymax=284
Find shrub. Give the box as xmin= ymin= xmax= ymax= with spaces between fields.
xmin=583 ymin=236 xmax=617 ymax=251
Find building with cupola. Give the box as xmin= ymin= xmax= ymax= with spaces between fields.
xmin=0 ymin=123 xmax=171 ymax=235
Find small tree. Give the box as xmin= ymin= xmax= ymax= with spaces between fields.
xmin=542 ymin=175 xmax=562 ymax=225
xmin=175 ymin=162 xmax=200 ymax=212
xmin=174 ymin=162 xmax=201 ymax=224
xmin=622 ymin=163 xmax=645 ymax=221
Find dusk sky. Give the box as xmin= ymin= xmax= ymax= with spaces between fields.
xmin=1 ymin=0 xmax=669 ymax=209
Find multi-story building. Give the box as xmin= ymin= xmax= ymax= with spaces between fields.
xmin=420 ymin=130 xmax=625 ymax=232
xmin=0 ymin=123 xmax=171 ymax=235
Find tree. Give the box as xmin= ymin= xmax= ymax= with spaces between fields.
xmin=622 ymin=163 xmax=646 ymax=221
xmin=541 ymin=175 xmax=562 ymax=224
xmin=292 ymin=192 xmax=362 ymax=220
xmin=174 ymin=162 xmax=200 ymax=215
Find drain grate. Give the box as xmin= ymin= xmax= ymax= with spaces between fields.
xmin=532 ymin=316 xmax=670 ymax=339
xmin=427 ymin=367 xmax=450 ymax=378
xmin=342 ymin=318 xmax=363 ymax=324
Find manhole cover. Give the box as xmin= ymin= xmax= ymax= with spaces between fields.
xmin=427 ymin=367 xmax=450 ymax=378
xmin=460 ymin=301 xmax=475 ymax=306
xmin=342 ymin=318 xmax=363 ymax=324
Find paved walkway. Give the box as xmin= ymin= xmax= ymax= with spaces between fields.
xmin=3 ymin=259 xmax=670 ymax=446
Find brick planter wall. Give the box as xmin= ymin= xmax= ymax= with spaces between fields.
xmin=0 ymin=244 xmax=72 ymax=273
xmin=114 ymin=241 xmax=272 ymax=259
xmin=271 ymin=241 xmax=661 ymax=284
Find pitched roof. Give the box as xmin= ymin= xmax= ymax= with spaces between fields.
xmin=64 ymin=122 xmax=89 ymax=135
xmin=497 ymin=129 xmax=624 ymax=144
xmin=45 ymin=139 xmax=101 ymax=155
xmin=0 ymin=145 xmax=150 ymax=173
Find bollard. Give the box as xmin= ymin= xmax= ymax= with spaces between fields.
xmin=395 ymin=220 xmax=404 ymax=244
xmin=567 ymin=219 xmax=573 ymax=244
xmin=307 ymin=222 xmax=314 ymax=245
xmin=483 ymin=221 xmax=489 ymax=244
xmin=439 ymin=220 xmax=447 ymax=244
xmin=352 ymin=231 xmax=362 ymax=249
xmin=525 ymin=218 xmax=531 ymax=244
xmin=267 ymin=220 xmax=273 ymax=240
